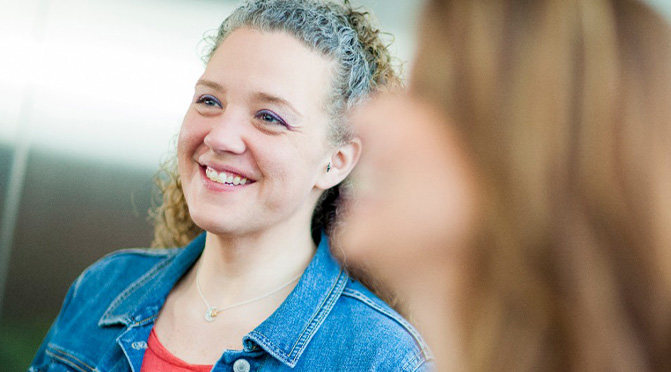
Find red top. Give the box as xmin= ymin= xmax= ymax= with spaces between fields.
xmin=140 ymin=329 xmax=213 ymax=372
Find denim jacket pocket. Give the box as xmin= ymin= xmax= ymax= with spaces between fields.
xmin=34 ymin=343 xmax=97 ymax=372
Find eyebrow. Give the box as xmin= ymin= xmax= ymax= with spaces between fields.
xmin=251 ymin=92 xmax=303 ymax=119
xmin=195 ymin=78 xmax=303 ymax=119
xmin=196 ymin=79 xmax=225 ymax=92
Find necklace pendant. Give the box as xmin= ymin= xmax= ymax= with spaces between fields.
xmin=204 ymin=307 xmax=217 ymax=322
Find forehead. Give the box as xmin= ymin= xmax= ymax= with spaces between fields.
xmin=204 ymin=28 xmax=335 ymax=116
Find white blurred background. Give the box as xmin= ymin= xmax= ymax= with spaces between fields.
xmin=0 ymin=0 xmax=668 ymax=370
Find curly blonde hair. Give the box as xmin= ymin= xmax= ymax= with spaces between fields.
xmin=150 ymin=0 xmax=400 ymax=248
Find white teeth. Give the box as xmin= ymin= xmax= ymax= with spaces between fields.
xmin=205 ymin=166 xmax=249 ymax=186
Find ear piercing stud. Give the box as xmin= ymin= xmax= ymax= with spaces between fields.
xmin=327 ymin=162 xmax=332 ymax=172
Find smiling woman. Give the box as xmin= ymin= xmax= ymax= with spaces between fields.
xmin=177 ymin=29 xmax=338 ymax=240
xmin=28 ymin=1 xmax=431 ymax=371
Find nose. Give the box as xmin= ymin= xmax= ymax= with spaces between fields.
xmin=203 ymin=110 xmax=247 ymax=155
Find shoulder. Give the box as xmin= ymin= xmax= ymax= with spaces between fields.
xmin=87 ymin=246 xmax=180 ymax=273
xmin=70 ymin=247 xmax=180 ymax=300
xmin=57 ymin=247 xmax=181 ymax=319
xmin=340 ymin=280 xmax=419 ymax=339
xmin=318 ymin=278 xmax=433 ymax=371
xmin=82 ymin=247 xmax=179 ymax=278
xmin=30 ymin=247 xmax=182 ymax=371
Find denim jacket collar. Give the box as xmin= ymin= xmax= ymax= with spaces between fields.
xmin=244 ymin=233 xmax=348 ymax=367
xmin=98 ymin=233 xmax=206 ymax=327
xmin=97 ymin=232 xmax=347 ymax=368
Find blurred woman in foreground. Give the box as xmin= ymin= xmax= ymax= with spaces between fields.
xmin=340 ymin=0 xmax=671 ymax=370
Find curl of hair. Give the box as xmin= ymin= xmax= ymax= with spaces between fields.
xmin=150 ymin=154 xmax=202 ymax=248
xmin=151 ymin=0 xmax=400 ymax=248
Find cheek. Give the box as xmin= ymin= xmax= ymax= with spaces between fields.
xmin=176 ymin=129 xmax=189 ymax=162
xmin=256 ymin=144 xmax=317 ymax=194
xmin=176 ymin=115 xmax=206 ymax=189
xmin=339 ymin=98 xmax=477 ymax=286
xmin=177 ymin=112 xmax=211 ymax=163
xmin=257 ymin=129 xmax=328 ymax=179
xmin=178 ymin=114 xmax=200 ymax=149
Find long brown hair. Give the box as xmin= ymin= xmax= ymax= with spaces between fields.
xmin=412 ymin=0 xmax=671 ymax=370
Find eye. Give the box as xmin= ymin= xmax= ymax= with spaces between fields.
xmin=196 ymin=94 xmax=222 ymax=108
xmin=255 ymin=109 xmax=289 ymax=128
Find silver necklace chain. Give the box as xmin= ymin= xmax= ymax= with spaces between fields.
xmin=195 ymin=263 xmax=301 ymax=322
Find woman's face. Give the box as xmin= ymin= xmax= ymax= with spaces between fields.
xmin=338 ymin=94 xmax=479 ymax=294
xmin=178 ymin=28 xmax=339 ymax=237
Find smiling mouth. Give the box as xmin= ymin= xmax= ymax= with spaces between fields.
xmin=205 ymin=166 xmax=249 ymax=186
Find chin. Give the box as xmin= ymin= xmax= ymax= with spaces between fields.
xmin=187 ymin=207 xmax=232 ymax=235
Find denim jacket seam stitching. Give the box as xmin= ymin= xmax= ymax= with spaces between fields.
xmin=246 ymin=332 xmax=289 ymax=364
xmin=117 ymin=330 xmax=141 ymax=372
xmin=134 ymin=314 xmax=158 ymax=326
xmin=341 ymin=287 xmax=433 ymax=360
xmin=409 ymin=357 xmax=430 ymax=372
xmin=403 ymin=349 xmax=429 ymax=371
xmin=248 ymin=269 xmax=348 ymax=367
xmin=76 ymin=250 xmax=172 ymax=303
xmin=45 ymin=344 xmax=94 ymax=372
xmin=71 ymin=270 xmax=86 ymax=301
xmin=286 ymin=268 xmax=347 ymax=361
xmin=289 ymin=269 xmax=347 ymax=359
xmin=111 ymin=247 xmax=178 ymax=256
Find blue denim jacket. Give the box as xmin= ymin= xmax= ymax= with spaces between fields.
xmin=30 ymin=233 xmax=433 ymax=371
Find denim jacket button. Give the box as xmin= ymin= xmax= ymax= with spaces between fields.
xmin=233 ymin=358 xmax=251 ymax=372
xmin=131 ymin=341 xmax=148 ymax=350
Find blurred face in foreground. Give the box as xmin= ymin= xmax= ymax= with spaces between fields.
xmin=338 ymin=94 xmax=478 ymax=368
xmin=339 ymin=93 xmax=479 ymax=299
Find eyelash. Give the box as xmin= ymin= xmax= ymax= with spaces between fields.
xmin=254 ymin=109 xmax=289 ymax=128
xmin=196 ymin=94 xmax=222 ymax=108
xmin=195 ymin=94 xmax=290 ymax=129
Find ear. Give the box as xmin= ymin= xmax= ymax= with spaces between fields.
xmin=315 ymin=138 xmax=362 ymax=190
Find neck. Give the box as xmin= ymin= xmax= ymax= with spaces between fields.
xmin=194 ymin=227 xmax=316 ymax=307
xmin=404 ymin=262 xmax=465 ymax=371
